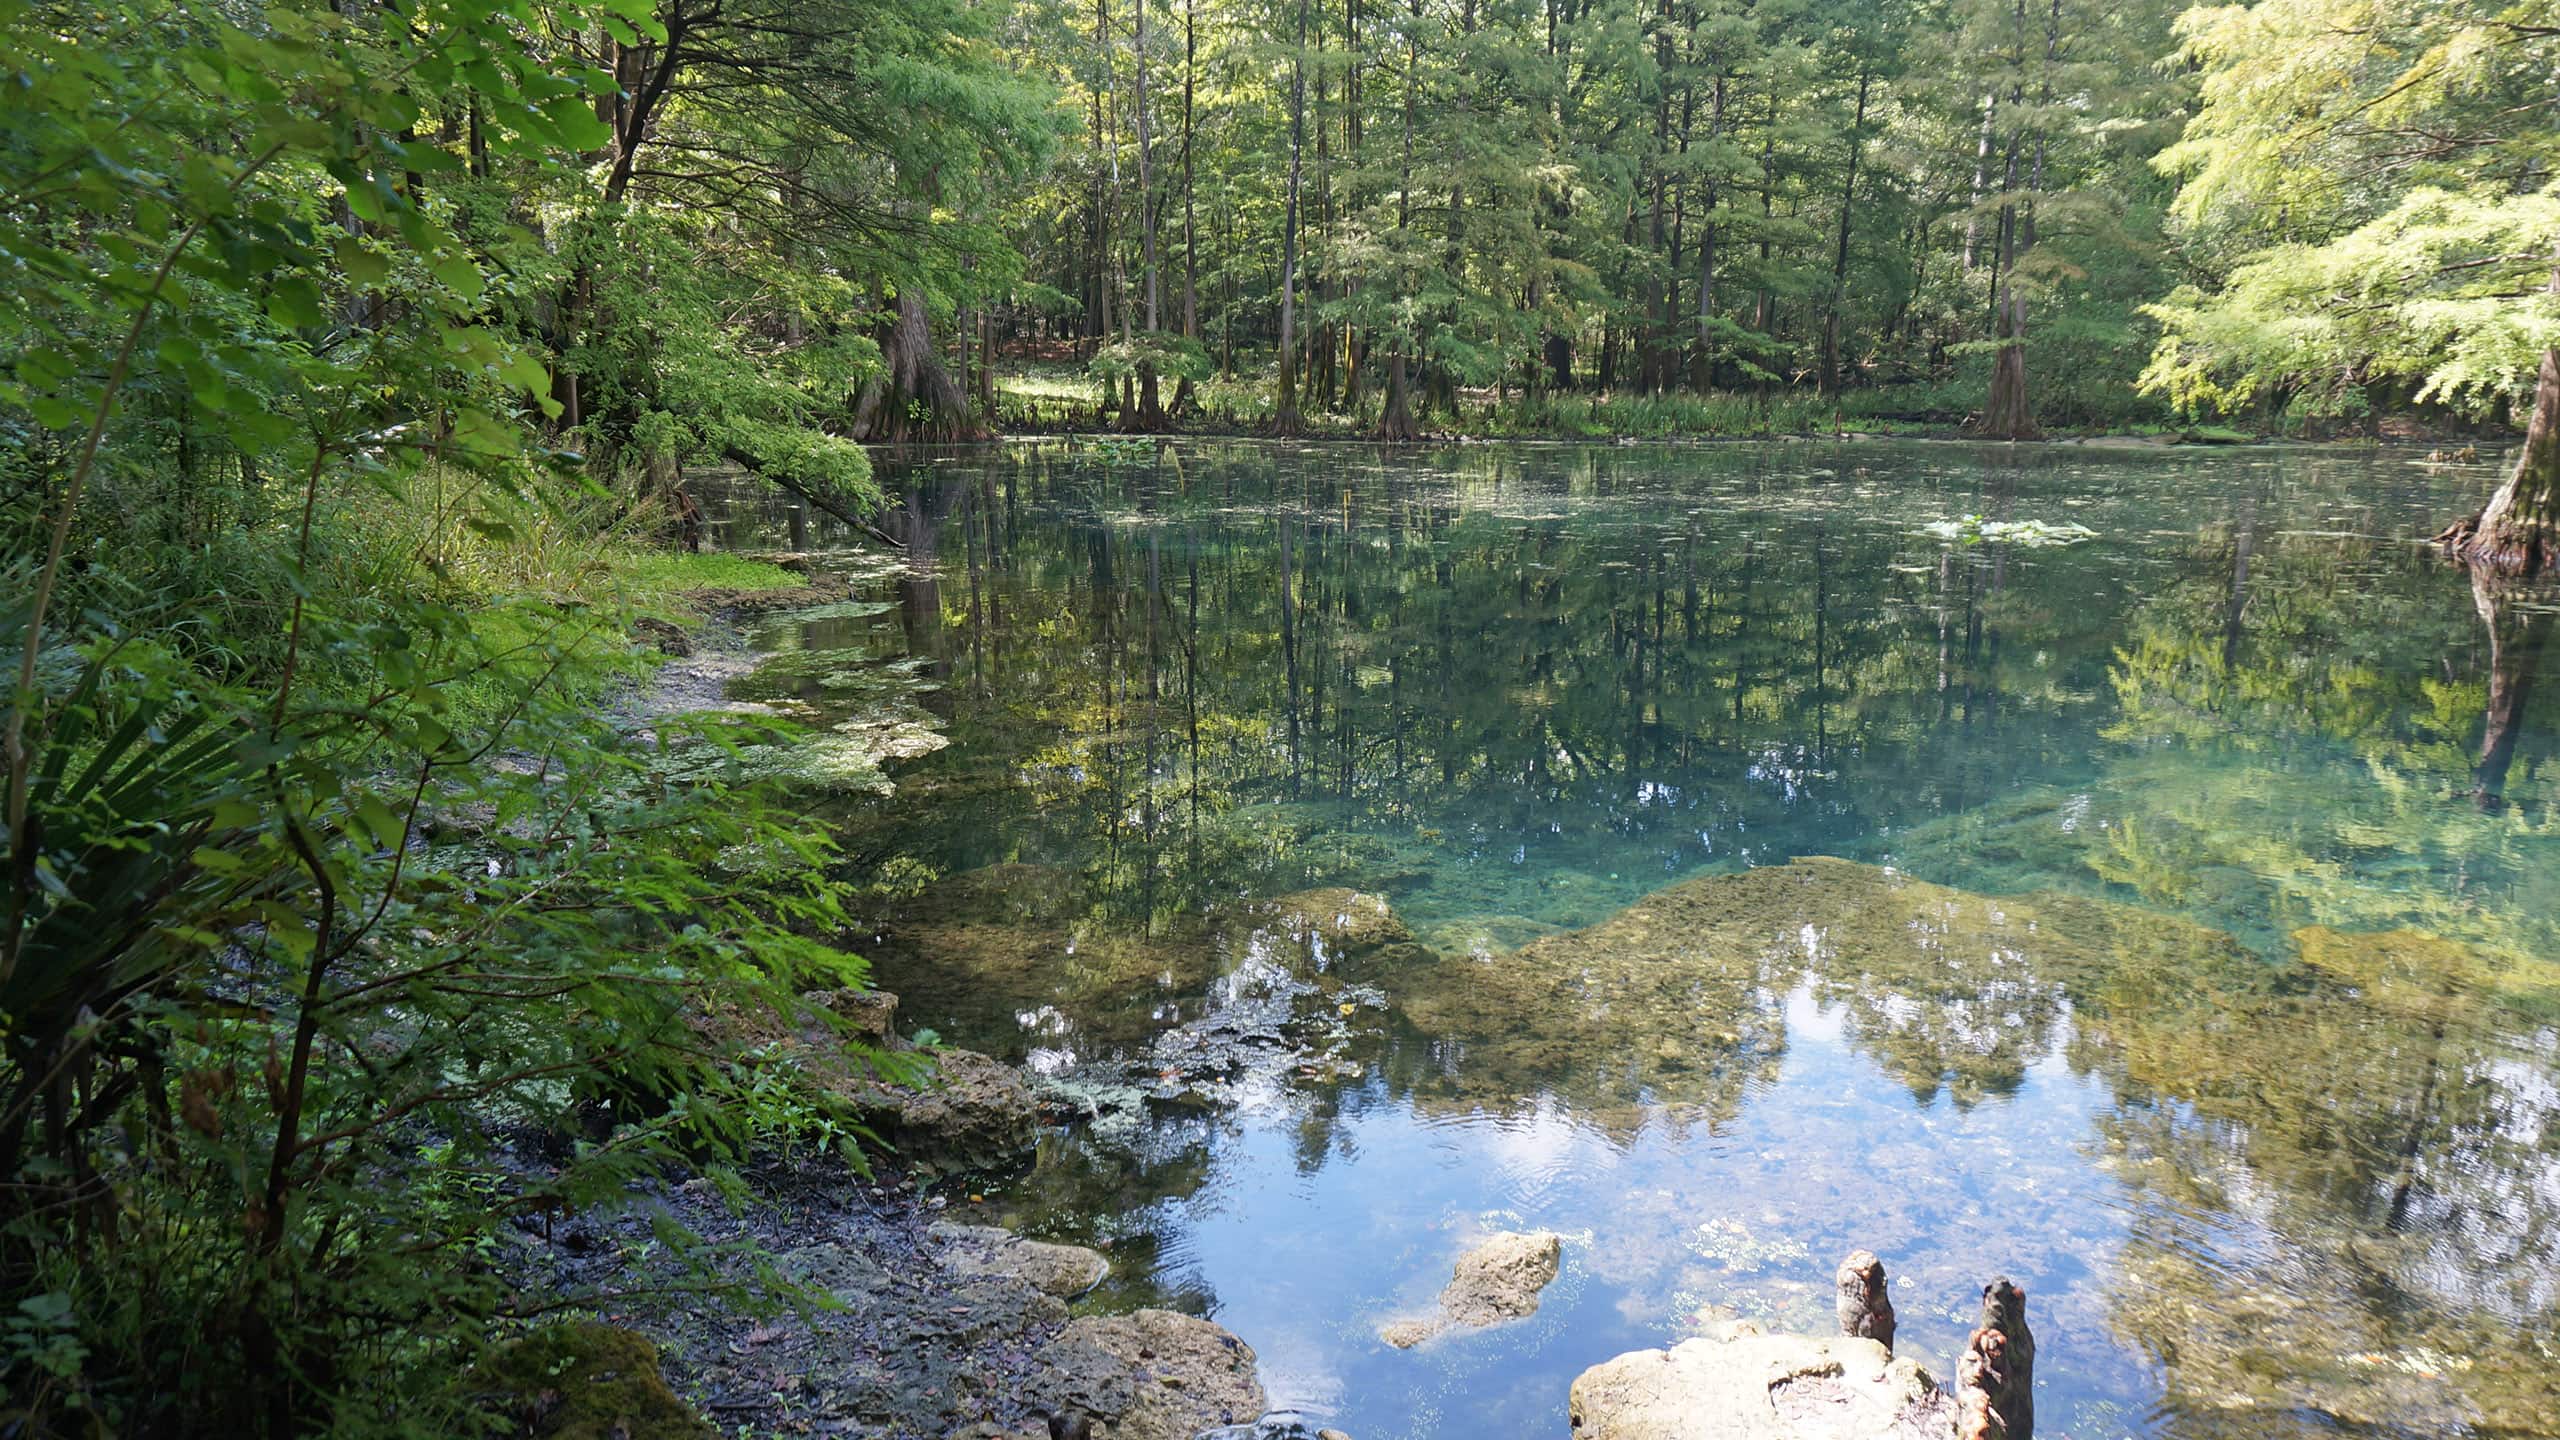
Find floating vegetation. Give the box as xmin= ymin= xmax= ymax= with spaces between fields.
xmin=1084 ymin=435 xmax=1162 ymax=468
xmin=1920 ymin=515 xmax=2100 ymax=546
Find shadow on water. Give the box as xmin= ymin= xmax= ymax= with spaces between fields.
xmin=702 ymin=439 xmax=2560 ymax=1439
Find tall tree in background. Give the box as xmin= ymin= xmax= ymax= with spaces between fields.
xmin=552 ymin=0 xmax=1048 ymax=449
xmin=1275 ymin=0 xmax=1310 ymax=433
xmin=2147 ymin=0 xmax=2560 ymax=574
xmin=985 ymin=0 xmax=2199 ymax=432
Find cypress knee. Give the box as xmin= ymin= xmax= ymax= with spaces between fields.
xmin=1957 ymin=1277 xmax=2034 ymax=1440
xmin=1834 ymin=1249 xmax=1896 ymax=1352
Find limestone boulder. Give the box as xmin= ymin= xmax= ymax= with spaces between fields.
xmin=930 ymin=1221 xmax=1109 ymax=1298
xmin=890 ymin=1047 xmax=1039 ymax=1177
xmin=1379 ymin=1231 xmax=1562 ymax=1347
xmin=1568 ymin=1322 xmax=1957 ymax=1440
xmin=1024 ymin=1309 xmax=1266 ymax=1440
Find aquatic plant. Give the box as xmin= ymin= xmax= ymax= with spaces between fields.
xmin=1920 ymin=515 xmax=2100 ymax=546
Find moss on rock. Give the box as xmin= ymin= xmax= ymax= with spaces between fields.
xmin=473 ymin=1323 xmax=715 ymax=1440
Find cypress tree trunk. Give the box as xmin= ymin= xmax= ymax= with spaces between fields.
xmin=1133 ymin=0 xmax=1165 ymax=431
xmin=1273 ymin=0 xmax=1308 ymax=436
xmin=1173 ymin=0 xmax=1201 ymax=416
xmin=1374 ymin=0 xmax=1419 ymax=445
xmin=1379 ymin=350 xmax=1419 ymax=440
xmin=1970 ymin=120 xmax=2039 ymax=443
xmin=1975 ymin=287 xmax=2039 ymax=441
xmin=1691 ymin=75 xmax=1723 ymax=391
xmin=1820 ymin=70 xmax=1870 ymax=397
xmin=851 ymin=289 xmax=980 ymax=441
xmin=2440 ymin=344 xmax=2560 ymax=577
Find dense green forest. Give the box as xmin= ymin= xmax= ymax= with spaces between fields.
xmin=3 ymin=0 xmax=2560 ymax=1431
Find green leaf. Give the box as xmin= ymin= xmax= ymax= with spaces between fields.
xmin=337 ymin=237 xmax=390 ymax=289
xmin=432 ymin=254 xmax=486 ymax=302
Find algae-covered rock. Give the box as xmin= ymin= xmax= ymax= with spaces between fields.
xmin=1024 ymin=1309 xmax=1267 ymax=1440
xmin=473 ymin=1323 xmax=716 ymax=1440
xmin=930 ymin=1221 xmax=1109 ymax=1298
xmin=2077 ymin=922 xmax=2560 ymax=1439
xmin=1568 ymin=1322 xmax=1956 ymax=1440
xmin=867 ymin=864 xmax=1220 ymax=1057
xmin=1251 ymin=888 xmax=1431 ymax=973
xmin=1386 ymin=857 xmax=2242 ymax=1127
xmin=1379 ymin=1231 xmax=1563 ymax=1347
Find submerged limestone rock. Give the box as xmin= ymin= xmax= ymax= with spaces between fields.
xmin=1568 ymin=1320 xmax=1957 ymax=1440
xmin=1253 ymin=888 xmax=1432 ymax=972
xmin=1378 ymin=1231 xmax=1564 ymax=1347
xmin=1385 ymin=857 xmax=2243 ymax=1128
xmin=930 ymin=1221 xmax=1109 ymax=1298
xmin=869 ymin=867 xmax=1430 ymax=1070
xmin=1024 ymin=1309 xmax=1267 ymax=1440
xmin=2082 ymin=922 xmax=2560 ymax=1438
xmin=866 ymin=864 xmax=1225 ymax=1055
xmin=472 ymin=1323 xmax=717 ymax=1440
xmin=1196 ymin=1418 xmax=1355 ymax=1440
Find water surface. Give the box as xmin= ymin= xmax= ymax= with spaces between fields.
xmin=720 ymin=439 xmax=2560 ymax=1439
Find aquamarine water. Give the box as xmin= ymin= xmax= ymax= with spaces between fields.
xmin=720 ymin=439 xmax=2560 ymax=1439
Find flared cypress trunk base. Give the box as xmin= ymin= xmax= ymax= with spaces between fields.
xmin=852 ymin=290 xmax=986 ymax=441
xmin=1272 ymin=358 xmax=1304 ymax=437
xmin=1969 ymin=341 xmax=2040 ymax=442
xmin=1127 ymin=369 xmax=1167 ymax=432
xmin=2438 ymin=347 xmax=2560 ymax=578
xmin=1376 ymin=352 xmax=1420 ymax=442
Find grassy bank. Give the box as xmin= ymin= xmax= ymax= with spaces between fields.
xmin=992 ymin=360 xmax=2476 ymax=444
xmin=989 ymin=360 xmax=2246 ymax=441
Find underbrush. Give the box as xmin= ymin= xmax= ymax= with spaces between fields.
xmin=3 ymin=456 xmax=884 ymax=1436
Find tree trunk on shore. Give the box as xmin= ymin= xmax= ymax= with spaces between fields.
xmin=1378 ymin=350 xmax=1419 ymax=440
xmin=852 ymin=289 xmax=981 ymax=441
xmin=1273 ymin=0 xmax=1308 ymax=436
xmin=1132 ymin=0 xmax=1166 ymax=432
xmin=2439 ymin=345 xmax=2560 ymax=577
xmin=1976 ymin=290 xmax=2039 ymax=442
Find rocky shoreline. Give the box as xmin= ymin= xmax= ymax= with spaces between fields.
xmin=491 ymin=975 xmax=1331 ymax=1439
xmin=492 ymin=951 xmax=2049 ymax=1440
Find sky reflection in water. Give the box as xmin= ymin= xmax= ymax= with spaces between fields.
xmin=718 ymin=439 xmax=2560 ymax=1439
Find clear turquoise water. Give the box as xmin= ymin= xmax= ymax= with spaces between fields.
xmin=721 ymin=439 xmax=2560 ymax=1439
